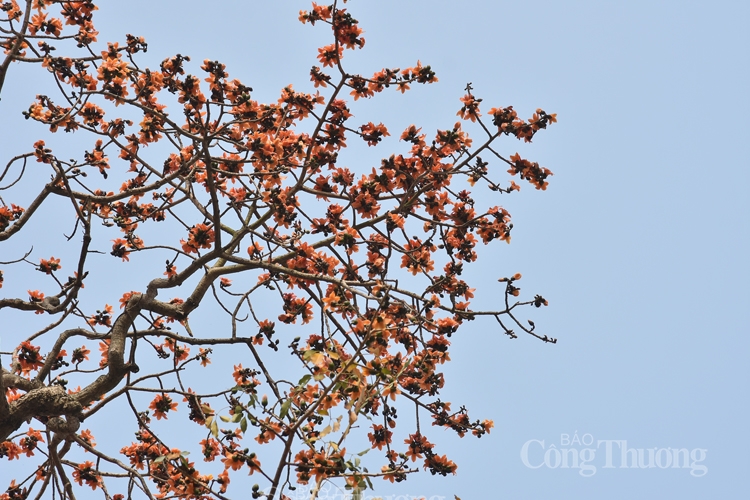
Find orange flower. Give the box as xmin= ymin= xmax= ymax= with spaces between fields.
xmin=0 ymin=441 xmax=22 ymax=460
xmin=119 ymin=291 xmax=138 ymax=308
xmin=424 ymin=454 xmax=457 ymax=476
xmin=227 ymin=186 xmax=247 ymax=202
xmin=255 ymin=419 xmax=283 ymax=444
xmin=221 ymin=449 xmax=244 ymax=471
xmin=19 ymin=428 xmax=44 ymax=457
xmin=180 ymin=223 xmax=215 ymax=254
xmin=111 ymin=239 xmax=131 ymax=261
xmin=367 ymin=424 xmax=392 ymax=450
xmin=17 ymin=341 xmax=45 ymax=374
xmin=5 ymin=387 xmax=22 ymax=403
xmin=232 ymin=364 xmax=259 ymax=387
xmin=473 ymin=419 xmax=494 ymax=437
xmin=387 ymin=213 xmax=405 ymax=230
xmin=29 ymin=12 xmax=62 ymax=37
xmin=98 ymin=339 xmax=110 ymax=368
xmin=247 ymin=453 xmax=262 ymax=474
xmin=317 ymin=44 xmax=343 ymax=68
xmin=404 ymin=433 xmax=433 ymax=462
xmin=38 ymin=256 xmax=61 ymax=274
xmin=149 ymin=393 xmax=177 ymax=420
xmin=72 ymin=461 xmax=101 ymax=489
xmin=200 ymin=438 xmax=220 ymax=462
xmin=359 ymin=122 xmax=391 ymax=146
xmin=247 ymin=241 xmax=264 ymax=258
xmin=456 ymin=93 xmax=481 ymax=122
xmin=400 ymin=238 xmax=435 ymax=275
xmin=507 ymin=153 xmax=553 ymax=190
xmin=198 ymin=348 xmax=211 ymax=367
xmin=299 ymin=3 xmax=332 ymax=24
xmin=164 ymin=262 xmax=177 ymax=278
xmin=217 ymin=469 xmax=230 ymax=493
xmin=382 ymin=384 xmax=401 ymax=401
xmin=321 ymin=291 xmax=340 ymax=312
xmin=79 ymin=429 xmax=96 ymax=448
xmin=87 ymin=304 xmax=113 ymax=327
xmin=164 ymin=338 xmax=190 ymax=363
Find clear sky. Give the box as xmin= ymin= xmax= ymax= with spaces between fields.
xmin=1 ymin=1 xmax=748 ymax=499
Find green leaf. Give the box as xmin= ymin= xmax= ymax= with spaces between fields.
xmin=211 ymin=419 xmax=219 ymax=438
xmin=297 ymin=374 xmax=312 ymax=387
xmin=280 ymin=399 xmax=292 ymax=420
xmin=240 ymin=416 xmax=248 ymax=433
xmin=357 ymin=448 xmax=370 ymax=456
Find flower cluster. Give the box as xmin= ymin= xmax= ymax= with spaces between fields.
xmin=0 ymin=1 xmax=556 ymax=498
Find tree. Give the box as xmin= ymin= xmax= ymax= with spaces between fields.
xmin=0 ymin=1 xmax=556 ymax=498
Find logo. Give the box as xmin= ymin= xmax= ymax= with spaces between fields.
xmin=520 ymin=432 xmax=707 ymax=477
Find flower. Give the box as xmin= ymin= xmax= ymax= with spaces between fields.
xmin=149 ymin=394 xmax=177 ymax=420
xmin=247 ymin=241 xmax=264 ymax=258
xmin=0 ymin=441 xmax=22 ymax=460
xmin=79 ymin=429 xmax=96 ymax=448
xmin=317 ymin=44 xmax=343 ymax=68
xmin=38 ymin=257 xmax=61 ymax=274
xmin=98 ymin=339 xmax=110 ymax=368
xmin=111 ymin=239 xmax=131 ymax=261
xmin=180 ymin=223 xmax=215 ymax=254
xmin=19 ymin=428 xmax=44 ymax=457
xmin=424 ymin=454 xmax=457 ymax=476
xmin=456 ymin=94 xmax=481 ymax=122
xmin=71 ymin=346 xmax=90 ymax=364
xmin=72 ymin=461 xmax=101 ymax=489
xmin=233 ymin=364 xmax=259 ymax=388
xmin=221 ymin=449 xmax=244 ymax=471
xmin=200 ymin=438 xmax=220 ymax=462
xmin=87 ymin=304 xmax=113 ymax=327
xmin=404 ymin=433 xmax=433 ymax=462
xmin=119 ymin=291 xmax=138 ymax=308
xmin=198 ymin=348 xmax=211 ymax=367
xmin=17 ymin=341 xmax=45 ymax=374
xmin=217 ymin=469 xmax=230 ymax=493
xmin=164 ymin=262 xmax=177 ymax=278
xmin=367 ymin=424 xmax=392 ymax=450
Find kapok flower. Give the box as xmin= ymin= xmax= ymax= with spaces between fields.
xmin=149 ymin=393 xmax=177 ymax=420
xmin=38 ymin=257 xmax=61 ymax=274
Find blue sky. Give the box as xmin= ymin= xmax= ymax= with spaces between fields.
xmin=1 ymin=1 xmax=748 ymax=498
